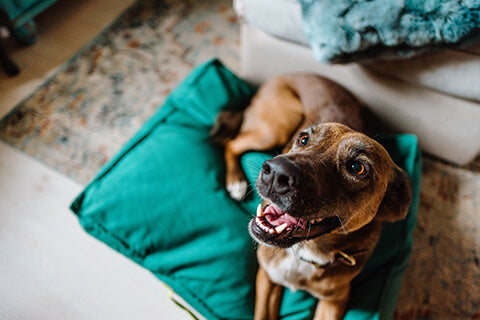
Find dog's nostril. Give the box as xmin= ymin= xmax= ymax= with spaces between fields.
xmin=262 ymin=162 xmax=271 ymax=175
xmin=277 ymin=174 xmax=290 ymax=188
xmin=261 ymin=161 xmax=274 ymax=185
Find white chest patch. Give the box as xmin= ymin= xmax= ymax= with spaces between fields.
xmin=263 ymin=245 xmax=334 ymax=292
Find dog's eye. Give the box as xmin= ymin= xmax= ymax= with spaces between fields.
xmin=298 ymin=133 xmax=309 ymax=146
xmin=349 ymin=161 xmax=366 ymax=175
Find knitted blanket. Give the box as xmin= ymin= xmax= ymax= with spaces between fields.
xmin=299 ymin=0 xmax=480 ymax=63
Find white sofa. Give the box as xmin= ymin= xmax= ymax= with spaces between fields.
xmin=235 ymin=0 xmax=480 ymax=165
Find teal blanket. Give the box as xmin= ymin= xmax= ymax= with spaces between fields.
xmin=299 ymin=0 xmax=480 ymax=63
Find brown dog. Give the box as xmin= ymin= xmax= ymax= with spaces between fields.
xmin=212 ymin=74 xmax=412 ymax=320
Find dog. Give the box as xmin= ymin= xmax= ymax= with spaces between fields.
xmin=211 ymin=74 xmax=412 ymax=320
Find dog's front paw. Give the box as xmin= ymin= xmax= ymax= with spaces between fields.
xmin=227 ymin=180 xmax=248 ymax=201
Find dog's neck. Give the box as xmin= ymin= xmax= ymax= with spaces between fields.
xmin=288 ymin=219 xmax=383 ymax=267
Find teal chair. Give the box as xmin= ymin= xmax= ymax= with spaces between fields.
xmin=0 ymin=0 xmax=58 ymax=75
xmin=0 ymin=0 xmax=58 ymax=45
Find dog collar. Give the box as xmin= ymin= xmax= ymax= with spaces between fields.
xmin=299 ymin=249 xmax=367 ymax=268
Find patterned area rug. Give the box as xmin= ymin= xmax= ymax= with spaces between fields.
xmin=0 ymin=0 xmax=478 ymax=319
xmin=395 ymin=158 xmax=480 ymax=320
xmin=0 ymin=0 xmax=239 ymax=184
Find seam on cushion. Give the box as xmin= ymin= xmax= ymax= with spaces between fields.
xmin=170 ymin=275 xmax=233 ymax=320
xmin=167 ymin=59 xmax=224 ymax=107
xmin=155 ymin=274 xmax=222 ymax=320
xmin=78 ymin=216 xmax=150 ymax=266
xmin=94 ymin=106 xmax=177 ymax=182
xmin=168 ymin=60 xmax=256 ymax=121
xmin=175 ymin=277 xmax=223 ymax=320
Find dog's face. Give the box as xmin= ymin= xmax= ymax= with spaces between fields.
xmin=249 ymin=123 xmax=411 ymax=248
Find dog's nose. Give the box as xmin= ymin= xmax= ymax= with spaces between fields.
xmin=261 ymin=157 xmax=300 ymax=195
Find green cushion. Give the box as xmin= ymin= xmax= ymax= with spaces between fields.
xmin=70 ymin=59 xmax=421 ymax=320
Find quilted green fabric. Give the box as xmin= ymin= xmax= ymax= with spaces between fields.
xmin=71 ymin=59 xmax=421 ymax=320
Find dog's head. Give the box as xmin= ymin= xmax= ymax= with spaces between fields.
xmin=249 ymin=123 xmax=411 ymax=248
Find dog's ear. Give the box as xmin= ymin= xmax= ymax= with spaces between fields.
xmin=377 ymin=166 xmax=412 ymax=222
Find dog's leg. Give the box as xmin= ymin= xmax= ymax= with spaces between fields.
xmin=225 ymin=131 xmax=277 ymax=200
xmin=313 ymin=284 xmax=350 ymax=320
xmin=255 ymin=266 xmax=284 ymax=320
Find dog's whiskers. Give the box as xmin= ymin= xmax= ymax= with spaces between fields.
xmin=251 ymin=150 xmax=269 ymax=162
xmin=245 ymin=159 xmax=263 ymax=168
xmin=295 ymin=219 xmax=301 ymax=230
xmin=335 ymin=215 xmax=347 ymax=234
xmin=243 ymin=188 xmax=256 ymax=201
xmin=245 ymin=166 xmax=262 ymax=174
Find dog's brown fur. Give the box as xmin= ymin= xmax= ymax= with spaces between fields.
xmin=212 ymin=74 xmax=412 ymax=320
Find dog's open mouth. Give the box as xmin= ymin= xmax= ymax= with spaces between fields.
xmin=249 ymin=203 xmax=341 ymax=248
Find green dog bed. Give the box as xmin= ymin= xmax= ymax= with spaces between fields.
xmin=70 ymin=59 xmax=421 ymax=320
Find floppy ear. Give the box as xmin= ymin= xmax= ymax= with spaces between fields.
xmin=377 ymin=166 xmax=412 ymax=222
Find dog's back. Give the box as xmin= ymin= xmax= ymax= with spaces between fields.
xmin=282 ymin=74 xmax=365 ymax=132
xmin=212 ymin=73 xmax=366 ymax=148
xmin=211 ymin=73 xmax=368 ymax=201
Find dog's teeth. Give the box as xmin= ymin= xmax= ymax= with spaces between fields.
xmin=256 ymin=204 xmax=264 ymax=217
xmin=275 ymin=223 xmax=288 ymax=233
xmin=256 ymin=214 xmax=280 ymax=234
xmin=258 ymin=220 xmax=271 ymax=233
xmin=309 ymin=218 xmax=324 ymax=224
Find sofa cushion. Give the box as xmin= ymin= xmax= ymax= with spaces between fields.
xmin=236 ymin=0 xmax=480 ymax=102
xmin=234 ymin=0 xmax=308 ymax=46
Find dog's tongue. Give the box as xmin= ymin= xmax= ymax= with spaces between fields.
xmin=264 ymin=204 xmax=306 ymax=229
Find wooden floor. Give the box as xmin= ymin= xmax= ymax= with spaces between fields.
xmin=0 ymin=1 xmax=195 ymax=319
